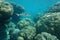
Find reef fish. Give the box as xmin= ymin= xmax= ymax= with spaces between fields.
xmin=16 ymin=13 xmax=31 ymax=17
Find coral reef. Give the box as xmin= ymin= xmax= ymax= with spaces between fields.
xmin=0 ymin=1 xmax=13 ymax=23
xmin=34 ymin=2 xmax=60 ymax=39
xmin=35 ymin=12 xmax=60 ymax=39
xmin=42 ymin=12 xmax=60 ymax=39
xmin=19 ymin=26 xmax=36 ymax=40
xmin=46 ymin=2 xmax=60 ymax=13
xmin=0 ymin=0 xmax=60 ymax=40
xmin=35 ymin=32 xmax=59 ymax=40
xmin=0 ymin=1 xmax=13 ymax=40
xmin=17 ymin=18 xmax=35 ymax=30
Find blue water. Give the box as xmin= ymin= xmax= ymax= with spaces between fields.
xmin=7 ymin=0 xmax=60 ymax=18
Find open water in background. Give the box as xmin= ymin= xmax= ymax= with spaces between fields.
xmin=6 ymin=0 xmax=60 ymax=19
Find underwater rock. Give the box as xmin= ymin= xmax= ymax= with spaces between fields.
xmin=0 ymin=1 xmax=13 ymax=23
xmin=35 ymin=32 xmax=59 ymax=40
xmin=19 ymin=26 xmax=36 ymax=40
xmin=46 ymin=2 xmax=60 ymax=13
xmin=17 ymin=18 xmax=35 ymax=30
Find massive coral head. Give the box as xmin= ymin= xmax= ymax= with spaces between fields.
xmin=0 ymin=1 xmax=13 ymax=23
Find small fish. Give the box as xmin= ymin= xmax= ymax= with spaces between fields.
xmin=16 ymin=13 xmax=20 ymax=16
xmin=16 ymin=13 xmax=31 ymax=16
